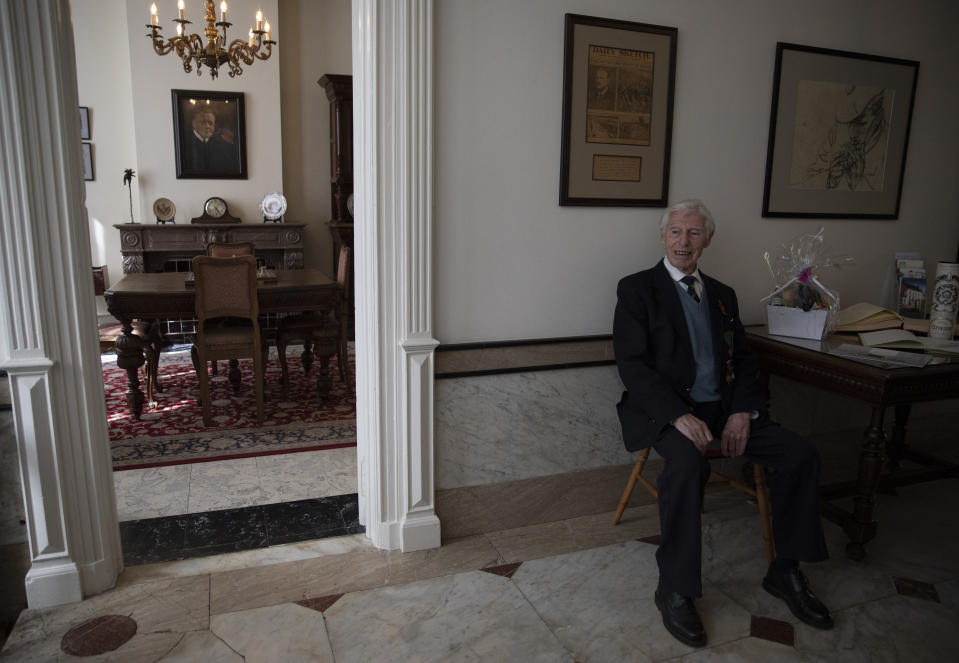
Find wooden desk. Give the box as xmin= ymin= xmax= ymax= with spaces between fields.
xmin=746 ymin=327 xmax=959 ymax=560
xmin=105 ymin=270 xmax=339 ymax=419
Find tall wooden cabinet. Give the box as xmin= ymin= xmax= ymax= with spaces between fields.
xmin=319 ymin=73 xmax=354 ymax=339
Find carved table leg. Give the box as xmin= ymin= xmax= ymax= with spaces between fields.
xmin=114 ymin=319 xmax=146 ymax=419
xmin=845 ymin=406 xmax=885 ymax=561
xmin=144 ymin=319 xmax=164 ymax=394
xmin=228 ymin=359 xmax=241 ymax=393
xmin=315 ymin=354 xmax=332 ymax=399
xmin=886 ymin=403 xmax=912 ymax=473
xmin=302 ymin=338 xmax=314 ymax=376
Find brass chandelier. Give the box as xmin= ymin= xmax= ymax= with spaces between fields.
xmin=146 ymin=1 xmax=276 ymax=79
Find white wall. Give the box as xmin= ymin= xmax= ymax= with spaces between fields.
xmin=126 ymin=0 xmax=282 ymax=225
xmin=73 ymin=0 xmax=138 ymax=294
xmin=279 ymin=0 xmax=353 ymax=275
xmin=434 ymin=0 xmax=959 ymax=344
xmin=74 ymin=0 xmax=351 ymax=281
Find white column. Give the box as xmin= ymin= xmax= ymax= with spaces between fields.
xmin=0 ymin=0 xmax=122 ymax=607
xmin=353 ymin=0 xmax=440 ymax=551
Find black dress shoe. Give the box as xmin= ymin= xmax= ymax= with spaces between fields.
xmin=762 ymin=565 xmax=834 ymax=629
xmin=654 ymin=587 xmax=707 ymax=647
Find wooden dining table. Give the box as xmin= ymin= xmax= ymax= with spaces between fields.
xmin=104 ymin=269 xmax=340 ymax=419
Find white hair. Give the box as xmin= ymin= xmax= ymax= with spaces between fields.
xmin=659 ymin=199 xmax=715 ymax=236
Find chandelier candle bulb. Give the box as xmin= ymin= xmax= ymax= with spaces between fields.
xmin=150 ymin=3 xmax=158 ymax=26
xmin=178 ymin=0 xmax=185 ymax=21
xmin=220 ymin=1 xmax=226 ymax=22
xmin=256 ymin=9 xmax=262 ymax=30
xmin=264 ymin=20 xmax=270 ymax=39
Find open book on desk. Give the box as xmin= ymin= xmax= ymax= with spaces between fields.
xmin=902 ymin=318 xmax=959 ymax=335
xmin=836 ymin=302 xmax=903 ymax=332
xmin=858 ymin=329 xmax=959 ymax=356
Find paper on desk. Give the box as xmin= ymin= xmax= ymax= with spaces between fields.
xmin=829 ymin=343 xmax=934 ymax=368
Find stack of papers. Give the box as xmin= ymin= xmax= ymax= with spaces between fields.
xmin=830 ymin=343 xmax=934 ymax=368
xmin=858 ymin=329 xmax=959 ymax=356
xmin=836 ymin=303 xmax=903 ymax=333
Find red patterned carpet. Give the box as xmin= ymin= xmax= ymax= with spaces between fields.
xmin=104 ymin=349 xmax=356 ymax=470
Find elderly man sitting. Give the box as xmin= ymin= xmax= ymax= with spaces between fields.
xmin=612 ymin=199 xmax=833 ymax=647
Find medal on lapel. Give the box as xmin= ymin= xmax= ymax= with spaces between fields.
xmin=723 ymin=325 xmax=735 ymax=384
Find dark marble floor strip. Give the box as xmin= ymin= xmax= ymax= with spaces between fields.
xmin=119 ymin=493 xmax=363 ymax=565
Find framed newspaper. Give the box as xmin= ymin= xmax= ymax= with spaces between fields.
xmin=762 ymin=42 xmax=919 ymax=218
xmin=559 ymin=14 xmax=677 ymax=207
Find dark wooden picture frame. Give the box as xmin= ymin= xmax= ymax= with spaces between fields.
xmin=762 ymin=42 xmax=919 ymax=219
xmin=559 ymin=14 xmax=677 ymax=207
xmin=172 ymin=89 xmax=247 ymax=179
xmin=79 ymin=106 xmax=91 ymax=140
xmin=81 ymin=142 xmax=94 ymax=181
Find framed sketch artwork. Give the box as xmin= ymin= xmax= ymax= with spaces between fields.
xmin=762 ymin=43 xmax=919 ymax=218
xmin=172 ymin=89 xmax=248 ymax=179
xmin=559 ymin=14 xmax=677 ymax=207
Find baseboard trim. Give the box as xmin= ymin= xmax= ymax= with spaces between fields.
xmin=436 ymin=335 xmax=614 ymax=378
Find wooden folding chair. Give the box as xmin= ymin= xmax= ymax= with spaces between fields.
xmin=612 ymin=447 xmax=775 ymax=562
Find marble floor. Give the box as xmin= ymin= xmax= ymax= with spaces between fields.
xmin=3 ymin=474 xmax=958 ymax=661
xmin=113 ymin=440 xmax=360 ymax=565
xmin=113 ymin=447 xmax=357 ymax=521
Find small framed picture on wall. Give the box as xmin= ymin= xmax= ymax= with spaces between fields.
xmin=79 ymin=106 xmax=90 ymax=140
xmin=81 ymin=142 xmax=94 ymax=181
xmin=559 ymin=14 xmax=677 ymax=207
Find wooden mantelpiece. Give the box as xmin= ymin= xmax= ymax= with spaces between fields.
xmin=115 ymin=223 xmax=306 ymax=274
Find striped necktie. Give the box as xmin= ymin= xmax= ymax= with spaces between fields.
xmin=680 ymin=275 xmax=700 ymax=303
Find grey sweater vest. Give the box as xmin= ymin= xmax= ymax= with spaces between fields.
xmin=675 ymin=281 xmax=720 ymax=402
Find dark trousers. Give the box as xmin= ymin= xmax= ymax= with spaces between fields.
xmin=652 ymin=401 xmax=828 ymax=598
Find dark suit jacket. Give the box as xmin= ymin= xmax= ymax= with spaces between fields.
xmin=613 ymin=259 xmax=766 ymax=451
xmin=185 ymin=133 xmax=237 ymax=174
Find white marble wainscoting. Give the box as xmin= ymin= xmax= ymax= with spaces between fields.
xmin=435 ymin=365 xmax=631 ymax=490
xmin=113 ymin=446 xmax=358 ymax=521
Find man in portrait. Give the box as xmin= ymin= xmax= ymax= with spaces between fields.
xmin=183 ymin=106 xmax=238 ymax=175
xmin=587 ymin=67 xmax=616 ymax=111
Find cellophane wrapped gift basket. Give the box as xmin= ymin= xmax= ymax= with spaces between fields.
xmin=761 ymin=227 xmax=854 ymax=340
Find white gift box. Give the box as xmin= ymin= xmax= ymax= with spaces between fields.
xmin=766 ymin=305 xmax=828 ymax=340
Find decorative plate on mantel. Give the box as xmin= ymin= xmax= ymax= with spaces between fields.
xmin=261 ymin=192 xmax=287 ymax=222
xmin=152 ymin=197 xmax=175 ymax=223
